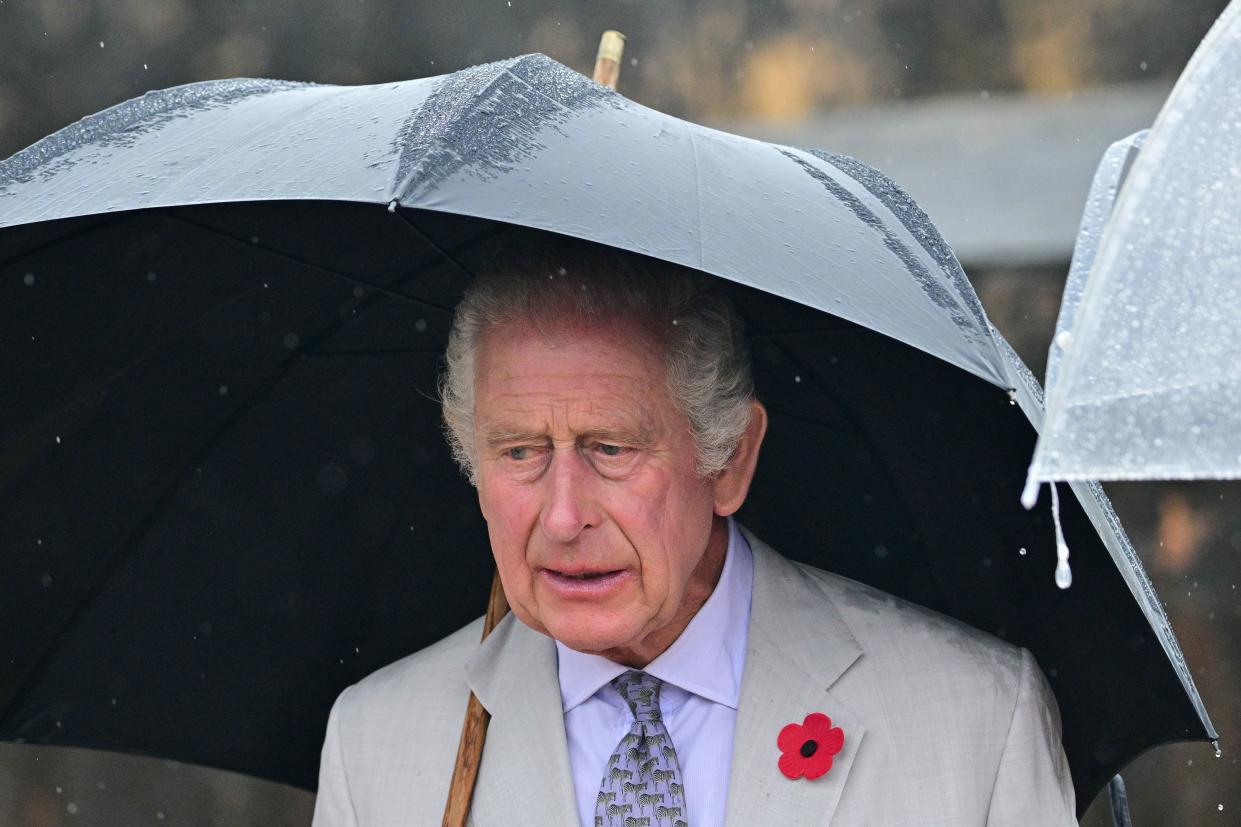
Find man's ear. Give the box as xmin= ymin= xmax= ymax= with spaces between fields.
xmin=713 ymin=400 xmax=768 ymax=517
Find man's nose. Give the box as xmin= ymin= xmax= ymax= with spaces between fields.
xmin=540 ymin=447 xmax=600 ymax=543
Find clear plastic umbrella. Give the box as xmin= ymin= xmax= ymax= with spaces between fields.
xmin=1026 ymin=0 xmax=1241 ymax=492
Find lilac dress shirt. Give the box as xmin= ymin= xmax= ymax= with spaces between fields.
xmin=555 ymin=517 xmax=754 ymax=827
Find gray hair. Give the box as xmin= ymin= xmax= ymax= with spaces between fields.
xmin=440 ymin=231 xmax=755 ymax=484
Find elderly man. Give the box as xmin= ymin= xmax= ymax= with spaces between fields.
xmin=312 ymin=233 xmax=1077 ymax=826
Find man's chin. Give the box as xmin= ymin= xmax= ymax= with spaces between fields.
xmin=540 ymin=616 xmax=645 ymax=657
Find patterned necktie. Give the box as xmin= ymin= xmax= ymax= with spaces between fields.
xmin=594 ymin=670 xmax=688 ymax=827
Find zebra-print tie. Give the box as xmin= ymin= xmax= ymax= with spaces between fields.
xmin=594 ymin=670 xmax=687 ymax=827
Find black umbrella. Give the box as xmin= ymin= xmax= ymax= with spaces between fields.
xmin=0 ymin=55 xmax=1214 ymax=816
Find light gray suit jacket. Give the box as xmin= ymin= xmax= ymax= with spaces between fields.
xmin=312 ymin=530 xmax=1077 ymax=825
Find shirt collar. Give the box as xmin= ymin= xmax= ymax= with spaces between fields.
xmin=555 ymin=517 xmax=754 ymax=712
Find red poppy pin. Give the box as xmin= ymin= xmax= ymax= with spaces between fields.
xmin=777 ymin=712 xmax=845 ymax=780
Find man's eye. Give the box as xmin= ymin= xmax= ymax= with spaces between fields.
xmin=595 ymin=443 xmax=626 ymax=457
xmin=506 ymin=447 xmax=532 ymax=461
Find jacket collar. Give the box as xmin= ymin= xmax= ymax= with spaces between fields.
xmin=465 ymin=612 xmax=579 ymax=826
xmin=463 ymin=525 xmax=868 ymax=827
xmin=722 ymin=528 xmax=867 ymax=827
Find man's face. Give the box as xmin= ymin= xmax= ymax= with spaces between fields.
xmin=472 ymin=318 xmax=721 ymax=658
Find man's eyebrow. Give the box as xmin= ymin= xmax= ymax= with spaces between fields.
xmin=481 ymin=427 xmax=550 ymax=448
xmin=575 ymin=426 xmax=658 ymax=447
xmin=480 ymin=424 xmax=659 ymax=448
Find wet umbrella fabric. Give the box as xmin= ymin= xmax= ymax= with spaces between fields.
xmin=0 ymin=54 xmax=1214 ymax=814
xmin=1028 ymin=0 xmax=1241 ymax=486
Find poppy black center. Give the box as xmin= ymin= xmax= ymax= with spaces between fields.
xmin=800 ymin=739 xmax=818 ymax=758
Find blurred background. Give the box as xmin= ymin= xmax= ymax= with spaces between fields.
xmin=1 ymin=0 xmax=1236 ymax=824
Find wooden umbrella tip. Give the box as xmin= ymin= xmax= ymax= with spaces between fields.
xmin=592 ymin=30 xmax=626 ymax=89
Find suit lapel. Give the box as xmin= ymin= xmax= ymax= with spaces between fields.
xmin=724 ymin=531 xmax=868 ymax=827
xmin=464 ymin=613 xmax=580 ymax=827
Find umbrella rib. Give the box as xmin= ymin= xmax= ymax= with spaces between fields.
xmin=0 ymin=212 xmax=141 ymax=273
xmin=390 ymin=207 xmax=477 ymax=282
xmin=165 ymin=211 xmax=457 ymax=315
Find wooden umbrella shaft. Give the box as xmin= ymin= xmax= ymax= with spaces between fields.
xmin=440 ymin=570 xmax=510 ymax=827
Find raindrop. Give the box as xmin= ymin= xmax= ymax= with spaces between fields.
xmin=143 ymin=63 xmax=148 ymax=70
xmin=67 ymin=802 xmax=78 ymax=815
xmin=40 ymin=574 xmax=52 ymax=588
xmin=1054 ymin=330 xmax=1073 ymax=350
xmin=873 ymin=545 xmax=888 ymax=559
xmin=630 ymin=57 xmax=638 ymax=67
xmin=55 ymin=435 xmax=61 ymax=444
xmin=1140 ymin=60 xmax=1149 ymax=71
xmin=1050 ymin=483 xmax=1072 ymax=588
xmin=250 ymin=235 xmax=260 ymax=244
xmin=318 ymin=464 xmax=348 ymax=496
xmin=1219 ymin=803 xmax=1224 ymax=811
xmin=414 ymin=318 xmax=428 ymax=333
xmin=99 ymin=41 xmax=104 ymax=48
xmin=283 ymin=332 xmax=300 ymax=350
xmin=352 ymin=286 xmax=365 ymax=298
xmin=23 ymin=272 xmax=34 ymax=286
xmin=794 ymin=375 xmax=801 ymax=383
xmin=348 ymin=436 xmax=376 ymax=466
xmin=146 ymin=271 xmax=157 ymax=283
xmin=218 ymin=385 xmax=229 ymax=396
xmin=157 ymin=812 xmax=165 ymax=820
xmin=1018 ymin=547 xmax=1028 ymax=556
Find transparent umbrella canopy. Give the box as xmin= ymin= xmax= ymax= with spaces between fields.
xmin=1026 ymin=0 xmax=1241 ymax=492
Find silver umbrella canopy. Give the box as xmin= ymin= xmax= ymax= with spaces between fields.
xmin=1027 ymin=0 xmax=1241 ymax=487
xmin=0 ymin=54 xmax=1215 ymax=812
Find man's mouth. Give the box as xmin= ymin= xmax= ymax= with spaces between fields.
xmin=539 ymin=567 xmax=629 ymax=596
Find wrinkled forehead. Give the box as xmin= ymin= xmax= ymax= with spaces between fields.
xmin=472 ymin=317 xmax=679 ymax=431
xmin=477 ymin=310 xmax=670 ymax=365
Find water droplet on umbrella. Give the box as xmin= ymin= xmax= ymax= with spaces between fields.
xmin=1018 ymin=547 xmax=1028 ymax=556
xmin=23 ymin=272 xmax=34 ymax=286
xmin=283 ymin=332 xmax=300 ymax=349
xmin=40 ymin=574 xmax=52 ymax=588
xmin=414 ymin=318 xmax=427 ymax=332
xmin=1055 ymin=559 xmax=1073 ymax=589
xmin=218 ymin=385 xmax=228 ymax=396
